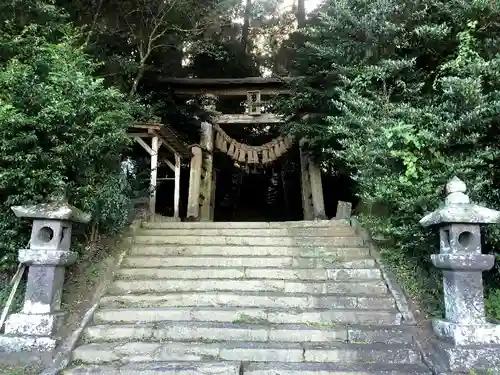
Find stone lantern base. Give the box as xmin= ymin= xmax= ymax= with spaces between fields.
xmin=433 ymin=319 xmax=500 ymax=345
xmin=433 ymin=341 xmax=500 ymax=372
xmin=0 ymin=335 xmax=58 ymax=352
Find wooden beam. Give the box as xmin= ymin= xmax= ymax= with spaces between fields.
xmin=128 ymin=132 xmax=151 ymax=138
xmin=164 ymin=158 xmax=175 ymax=172
xmin=171 ymin=88 xmax=290 ymax=96
xmin=215 ymin=113 xmax=284 ymax=125
xmin=174 ymin=154 xmax=181 ymax=218
xmin=150 ymin=136 xmax=159 ymax=216
xmin=134 ymin=136 xmax=153 ymax=156
xmin=132 ymin=123 xmax=161 ymax=130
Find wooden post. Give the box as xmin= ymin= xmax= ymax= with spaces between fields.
xmin=187 ymin=146 xmax=203 ymax=219
xmin=299 ymin=142 xmax=314 ymax=220
xmin=308 ymin=159 xmax=327 ymax=219
xmin=210 ymin=170 xmax=217 ymax=221
xmin=200 ymin=121 xmax=214 ymax=221
xmin=174 ymin=153 xmax=181 ymax=218
xmin=150 ymin=136 xmax=159 ymax=217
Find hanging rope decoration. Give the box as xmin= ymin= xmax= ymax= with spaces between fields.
xmin=213 ymin=124 xmax=292 ymax=166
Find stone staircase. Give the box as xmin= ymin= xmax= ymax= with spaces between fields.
xmin=64 ymin=220 xmax=431 ymax=374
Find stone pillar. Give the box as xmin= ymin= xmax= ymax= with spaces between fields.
xmin=335 ymin=201 xmax=352 ymax=219
xmin=0 ymin=197 xmax=90 ymax=351
xmin=187 ymin=145 xmax=203 ymax=220
xmin=420 ymin=176 xmax=500 ymax=371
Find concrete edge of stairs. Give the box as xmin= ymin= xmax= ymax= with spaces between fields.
xmin=348 ymin=218 xmax=449 ymax=373
xmin=349 ymin=217 xmax=416 ymax=325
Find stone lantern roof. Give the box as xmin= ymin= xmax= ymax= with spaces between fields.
xmin=419 ymin=176 xmax=500 ymax=227
xmin=11 ymin=202 xmax=91 ymax=223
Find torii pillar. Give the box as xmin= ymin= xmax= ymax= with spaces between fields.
xmin=199 ymin=94 xmax=217 ymax=221
xmin=300 ymin=139 xmax=326 ymax=220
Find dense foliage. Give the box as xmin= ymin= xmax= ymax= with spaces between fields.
xmin=0 ymin=2 xmax=142 ymax=273
xmin=277 ymin=0 xmax=500 ymax=317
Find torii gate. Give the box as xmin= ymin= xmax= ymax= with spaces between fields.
xmin=162 ymin=77 xmax=327 ymax=222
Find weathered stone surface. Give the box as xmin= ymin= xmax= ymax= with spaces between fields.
xmin=219 ymin=342 xmax=304 ymax=362
xmin=83 ymin=322 xmax=418 ymax=346
xmin=139 ymin=227 xmax=356 ymax=237
xmin=142 ymin=220 xmax=346 ymax=229
xmin=0 ymin=335 xmax=57 ymax=352
xmin=244 ymin=362 xmax=432 ymax=374
xmin=18 ymin=249 xmax=77 ymax=266
xmin=67 ymin=219 xmax=428 ymax=374
xmin=420 ymin=177 xmax=500 ymax=373
xmin=129 ymin=245 xmax=370 ymax=258
xmin=99 ymin=292 xmax=395 ymax=310
xmin=94 ymin=307 xmax=266 ymax=324
xmin=64 ymin=362 xmax=241 ymax=374
xmin=118 ymin=267 xmax=247 ymax=280
xmin=122 ymin=256 xmax=376 ymax=269
xmin=4 ymin=312 xmax=64 ymax=336
xmin=108 ymin=279 xmax=388 ymax=295
xmin=133 ymin=235 xmax=364 ymax=247
xmin=347 ymin=327 xmax=413 ymax=344
xmin=266 ymin=309 xmax=402 ymax=325
xmin=437 ymin=343 xmax=500 ymax=372
xmin=433 ymin=320 xmax=500 ymax=345
xmin=94 ymin=307 xmax=402 ymax=326
xmin=11 ymin=202 xmax=91 ymax=223
xmin=335 ymin=201 xmax=353 ymax=220
xmin=21 ymin=265 xmax=66 ymax=314
xmin=302 ymin=343 xmax=420 ymax=364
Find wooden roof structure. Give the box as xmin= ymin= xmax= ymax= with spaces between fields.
xmin=160 ymin=76 xmax=294 ymax=96
xmin=129 ymin=122 xmax=191 ymax=159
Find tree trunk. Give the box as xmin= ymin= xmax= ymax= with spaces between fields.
xmin=241 ymin=0 xmax=252 ymax=52
xmin=129 ymin=60 xmax=146 ymax=96
xmin=296 ymin=0 xmax=305 ymax=27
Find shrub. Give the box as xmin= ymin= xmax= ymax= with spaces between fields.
xmin=0 ymin=5 xmax=141 ymax=273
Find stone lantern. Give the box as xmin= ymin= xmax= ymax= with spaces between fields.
xmin=0 ymin=193 xmax=90 ymax=351
xmin=420 ymin=177 xmax=500 ymax=370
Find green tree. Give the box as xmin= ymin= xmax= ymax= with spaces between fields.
xmin=277 ymin=0 xmax=500 ymax=317
xmin=0 ymin=1 xmax=142 ymax=272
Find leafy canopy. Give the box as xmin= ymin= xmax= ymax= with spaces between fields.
xmin=0 ymin=1 xmax=142 ymax=272
xmin=277 ymin=0 xmax=500 ymax=317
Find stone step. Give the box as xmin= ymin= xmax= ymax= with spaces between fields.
xmin=64 ymin=362 xmax=433 ymax=375
xmin=243 ymin=362 xmax=432 ymax=374
xmin=117 ymin=267 xmax=382 ymax=281
xmin=99 ymin=292 xmax=396 ymax=310
xmin=122 ymin=256 xmax=376 ymax=269
xmin=94 ymin=307 xmax=402 ymax=325
xmin=64 ymin=362 xmax=240 ymax=374
xmin=129 ymin=245 xmax=369 ymax=258
xmin=142 ymin=220 xmax=347 ymax=229
xmin=139 ymin=227 xmax=356 ymax=237
xmin=133 ymin=235 xmax=364 ymax=247
xmin=71 ymin=341 xmax=419 ymax=365
xmin=64 ymin=362 xmax=432 ymax=375
xmin=107 ymin=279 xmax=389 ymax=295
xmin=83 ymin=322 xmax=413 ymax=344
